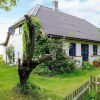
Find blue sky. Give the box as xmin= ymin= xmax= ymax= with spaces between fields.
xmin=0 ymin=0 xmax=100 ymax=54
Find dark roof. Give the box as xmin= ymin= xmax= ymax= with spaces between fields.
xmin=11 ymin=4 xmax=100 ymax=42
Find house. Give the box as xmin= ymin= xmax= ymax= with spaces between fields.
xmin=2 ymin=1 xmax=100 ymax=66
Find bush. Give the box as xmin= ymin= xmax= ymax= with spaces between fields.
xmin=31 ymin=35 xmax=78 ymax=75
xmin=33 ymin=63 xmax=54 ymax=76
xmin=6 ymin=44 xmax=14 ymax=63
xmin=82 ymin=61 xmax=95 ymax=70
xmin=87 ymin=91 xmax=100 ymax=100
xmin=33 ymin=48 xmax=78 ymax=75
xmin=44 ymin=48 xmax=78 ymax=74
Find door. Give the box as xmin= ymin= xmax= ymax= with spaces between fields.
xmin=81 ymin=44 xmax=89 ymax=61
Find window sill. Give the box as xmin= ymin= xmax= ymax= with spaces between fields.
xmin=69 ymin=56 xmax=82 ymax=57
xmin=90 ymin=55 xmax=100 ymax=57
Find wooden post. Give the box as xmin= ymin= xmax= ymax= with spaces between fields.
xmin=97 ymin=77 xmax=100 ymax=91
xmin=90 ymin=75 xmax=93 ymax=91
xmin=93 ymin=77 xmax=96 ymax=90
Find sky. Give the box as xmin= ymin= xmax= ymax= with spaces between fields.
xmin=0 ymin=0 xmax=100 ymax=54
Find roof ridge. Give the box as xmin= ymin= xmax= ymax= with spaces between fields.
xmin=40 ymin=5 xmax=84 ymax=20
xmin=33 ymin=4 xmax=41 ymax=16
xmin=27 ymin=4 xmax=41 ymax=16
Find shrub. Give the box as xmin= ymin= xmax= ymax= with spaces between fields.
xmin=33 ymin=63 xmax=54 ymax=76
xmin=6 ymin=44 xmax=14 ymax=63
xmin=45 ymin=48 xmax=79 ymax=74
xmin=87 ymin=90 xmax=100 ymax=100
xmin=34 ymin=48 xmax=78 ymax=75
xmin=82 ymin=61 xmax=95 ymax=70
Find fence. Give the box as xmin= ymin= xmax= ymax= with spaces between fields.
xmin=90 ymin=75 xmax=100 ymax=92
xmin=64 ymin=75 xmax=100 ymax=100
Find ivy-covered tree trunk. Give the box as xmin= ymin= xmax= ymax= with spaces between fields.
xmin=18 ymin=15 xmax=52 ymax=85
xmin=18 ymin=67 xmax=31 ymax=84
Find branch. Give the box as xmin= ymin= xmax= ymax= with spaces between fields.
xmin=32 ymin=54 xmax=52 ymax=65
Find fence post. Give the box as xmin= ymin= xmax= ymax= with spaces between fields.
xmin=93 ymin=77 xmax=96 ymax=90
xmin=90 ymin=75 xmax=93 ymax=91
xmin=97 ymin=77 xmax=100 ymax=91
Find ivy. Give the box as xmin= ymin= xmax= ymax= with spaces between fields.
xmin=22 ymin=16 xmax=41 ymax=58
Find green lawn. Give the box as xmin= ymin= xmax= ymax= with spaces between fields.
xmin=0 ymin=56 xmax=100 ymax=100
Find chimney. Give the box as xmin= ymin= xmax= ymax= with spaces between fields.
xmin=52 ymin=1 xmax=58 ymax=11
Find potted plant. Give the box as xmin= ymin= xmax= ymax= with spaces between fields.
xmin=93 ymin=59 xmax=98 ymax=67
xmin=93 ymin=59 xmax=100 ymax=67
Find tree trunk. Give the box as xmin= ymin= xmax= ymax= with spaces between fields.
xmin=18 ymin=59 xmax=36 ymax=84
xmin=18 ymin=67 xmax=31 ymax=84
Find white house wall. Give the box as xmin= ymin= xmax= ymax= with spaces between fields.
xmin=3 ymin=34 xmax=12 ymax=63
xmin=13 ymin=27 xmax=23 ymax=65
xmin=63 ymin=40 xmax=100 ymax=67
xmin=3 ymin=46 xmax=6 ymax=62
xmin=3 ymin=28 xmax=100 ymax=67
xmin=63 ymin=41 xmax=82 ymax=66
xmin=89 ymin=44 xmax=100 ymax=62
xmin=98 ymin=45 xmax=100 ymax=55
xmin=3 ymin=27 xmax=23 ymax=65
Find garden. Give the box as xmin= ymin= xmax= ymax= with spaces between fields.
xmin=0 ymin=55 xmax=100 ymax=100
xmin=1 ymin=16 xmax=99 ymax=100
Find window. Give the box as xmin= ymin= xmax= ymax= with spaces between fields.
xmin=19 ymin=26 xmax=22 ymax=34
xmin=69 ymin=43 xmax=76 ymax=56
xmin=93 ymin=45 xmax=97 ymax=55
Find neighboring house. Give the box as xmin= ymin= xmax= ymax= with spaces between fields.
xmin=3 ymin=1 xmax=100 ymax=66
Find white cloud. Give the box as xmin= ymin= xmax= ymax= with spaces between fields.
xmin=58 ymin=0 xmax=100 ymax=27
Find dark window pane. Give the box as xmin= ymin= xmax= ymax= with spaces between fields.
xmin=13 ymin=58 xmax=15 ymax=62
xmin=69 ymin=43 xmax=76 ymax=56
xmin=93 ymin=45 xmax=97 ymax=55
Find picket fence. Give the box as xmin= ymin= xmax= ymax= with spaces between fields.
xmin=64 ymin=75 xmax=100 ymax=100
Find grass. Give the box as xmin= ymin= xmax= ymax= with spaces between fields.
xmin=0 ymin=55 xmax=100 ymax=100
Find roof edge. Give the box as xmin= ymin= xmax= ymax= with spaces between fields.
xmin=10 ymin=4 xmax=41 ymax=28
xmin=47 ymin=34 xmax=100 ymax=43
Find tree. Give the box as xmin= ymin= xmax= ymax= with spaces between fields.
xmin=0 ymin=0 xmax=18 ymax=11
xmin=18 ymin=15 xmax=53 ymax=85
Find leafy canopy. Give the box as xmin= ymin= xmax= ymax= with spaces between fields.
xmin=0 ymin=0 xmax=18 ymax=11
